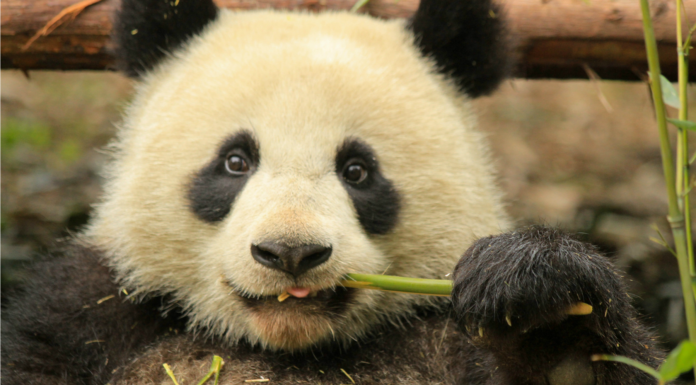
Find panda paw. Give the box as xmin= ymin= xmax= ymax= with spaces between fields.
xmin=450 ymin=226 xmax=662 ymax=385
xmin=452 ymin=226 xmax=617 ymax=336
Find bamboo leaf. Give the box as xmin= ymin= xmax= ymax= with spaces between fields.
xmin=667 ymin=118 xmax=696 ymax=132
xmin=684 ymin=23 xmax=696 ymax=53
xmin=690 ymin=151 xmax=696 ymax=165
xmin=659 ymin=340 xmax=696 ymax=381
xmin=649 ymin=236 xmax=668 ymax=247
xmin=213 ymin=355 xmax=224 ymax=385
xmin=591 ymin=354 xmax=661 ymax=380
xmin=350 ymin=0 xmax=370 ymax=12
xmin=660 ymin=75 xmax=681 ymax=108
xmin=196 ymin=355 xmax=225 ymax=385
xmin=651 ymin=224 xmax=678 ymax=257
xmin=163 ymin=364 xmax=181 ymax=385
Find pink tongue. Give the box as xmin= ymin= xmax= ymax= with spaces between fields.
xmin=287 ymin=287 xmax=311 ymax=298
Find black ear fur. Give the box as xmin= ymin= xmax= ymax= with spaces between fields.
xmin=113 ymin=0 xmax=219 ymax=77
xmin=409 ymin=0 xmax=510 ymax=98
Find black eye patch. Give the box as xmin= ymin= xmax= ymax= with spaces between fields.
xmin=187 ymin=131 xmax=259 ymax=223
xmin=335 ymin=139 xmax=401 ymax=235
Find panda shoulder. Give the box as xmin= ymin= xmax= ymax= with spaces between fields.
xmin=2 ymin=244 xmax=183 ymax=382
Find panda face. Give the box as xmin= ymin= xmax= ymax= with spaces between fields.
xmin=88 ymin=10 xmax=509 ymax=350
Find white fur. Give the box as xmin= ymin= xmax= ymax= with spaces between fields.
xmin=86 ymin=10 xmax=510 ymax=351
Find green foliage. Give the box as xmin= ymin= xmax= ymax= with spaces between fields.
xmin=1 ymin=116 xmax=88 ymax=168
xmin=660 ymin=341 xmax=696 ymax=382
xmin=667 ymin=118 xmax=696 ymax=132
xmin=58 ymin=139 xmax=83 ymax=163
xmin=350 ymin=0 xmax=370 ymax=12
xmin=164 ymin=355 xmax=224 ymax=385
xmin=593 ymin=341 xmax=695 ymax=384
xmin=196 ymin=355 xmax=224 ymax=385
xmin=590 ymin=354 xmax=661 ymax=380
xmin=1 ymin=117 xmax=52 ymax=153
xmin=163 ymin=363 xmax=180 ymax=385
xmin=659 ymin=75 xmax=680 ymax=108
xmin=620 ymin=0 xmax=696 ymax=380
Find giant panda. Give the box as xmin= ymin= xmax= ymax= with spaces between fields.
xmin=1 ymin=0 xmax=664 ymax=384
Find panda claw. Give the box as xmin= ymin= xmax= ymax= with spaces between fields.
xmin=566 ymin=302 xmax=593 ymax=316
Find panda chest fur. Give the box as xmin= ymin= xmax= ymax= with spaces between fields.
xmin=112 ymin=314 xmax=469 ymax=384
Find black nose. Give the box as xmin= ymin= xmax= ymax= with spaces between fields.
xmin=251 ymin=242 xmax=332 ymax=277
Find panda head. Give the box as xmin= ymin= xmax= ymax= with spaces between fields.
xmin=86 ymin=0 xmax=510 ymax=351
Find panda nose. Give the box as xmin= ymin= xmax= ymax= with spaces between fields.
xmin=251 ymin=242 xmax=332 ymax=277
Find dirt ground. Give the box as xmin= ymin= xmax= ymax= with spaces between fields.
xmin=2 ymin=70 xmax=695 ymax=375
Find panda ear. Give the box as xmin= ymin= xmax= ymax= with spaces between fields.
xmin=409 ymin=0 xmax=510 ymax=98
xmin=113 ymin=0 xmax=219 ymax=78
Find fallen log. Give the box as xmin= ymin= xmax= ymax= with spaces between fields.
xmin=2 ymin=0 xmax=695 ymax=80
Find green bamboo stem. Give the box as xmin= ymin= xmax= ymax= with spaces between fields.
xmin=641 ymin=2 xmax=679 ymax=208
xmin=341 ymin=274 xmax=595 ymax=317
xmin=342 ymin=273 xmax=453 ymax=296
xmin=676 ymin=0 xmax=696 ymax=297
xmin=641 ymin=0 xmax=696 ymax=377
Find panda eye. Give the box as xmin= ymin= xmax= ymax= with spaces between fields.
xmin=342 ymin=160 xmax=368 ymax=184
xmin=225 ymin=154 xmax=250 ymax=175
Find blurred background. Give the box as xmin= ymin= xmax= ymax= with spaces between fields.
xmin=2 ymin=71 xmax=695 ymax=379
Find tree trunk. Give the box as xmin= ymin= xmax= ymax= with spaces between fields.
xmin=2 ymin=0 xmax=694 ymax=80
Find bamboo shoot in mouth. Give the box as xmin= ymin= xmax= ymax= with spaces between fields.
xmin=341 ymin=273 xmax=453 ymax=296
xmin=339 ymin=273 xmax=593 ymax=316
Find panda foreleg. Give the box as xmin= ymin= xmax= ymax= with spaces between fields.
xmin=450 ymin=226 xmax=663 ymax=385
xmin=1 ymin=244 xmax=182 ymax=385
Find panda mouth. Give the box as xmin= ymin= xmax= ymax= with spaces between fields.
xmin=224 ymin=280 xmax=353 ymax=313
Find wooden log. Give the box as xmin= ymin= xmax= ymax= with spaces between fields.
xmin=2 ymin=0 xmax=695 ymax=81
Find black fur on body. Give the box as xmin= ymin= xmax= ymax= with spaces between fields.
xmin=1 ymin=245 xmax=184 ymax=385
xmin=2 ymin=227 xmax=663 ymax=384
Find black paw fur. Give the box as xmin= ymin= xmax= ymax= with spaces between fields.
xmin=453 ymin=226 xmax=620 ymax=333
xmin=451 ymin=226 xmax=663 ymax=385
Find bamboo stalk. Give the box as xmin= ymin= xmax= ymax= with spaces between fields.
xmin=341 ymin=274 xmax=592 ymax=316
xmin=640 ymin=0 xmax=696 ymax=377
xmin=341 ymin=273 xmax=453 ymax=296
xmin=676 ymin=0 xmax=696 ymax=299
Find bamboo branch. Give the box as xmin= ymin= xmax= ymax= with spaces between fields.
xmin=640 ymin=0 xmax=696 ymax=377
